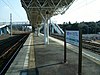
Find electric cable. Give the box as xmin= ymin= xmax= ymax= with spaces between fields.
xmin=1 ymin=0 xmax=22 ymax=19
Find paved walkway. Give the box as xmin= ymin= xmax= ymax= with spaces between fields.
xmin=5 ymin=33 xmax=100 ymax=75
xmin=33 ymin=34 xmax=100 ymax=75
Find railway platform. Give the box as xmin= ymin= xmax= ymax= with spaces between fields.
xmin=5 ymin=33 xmax=100 ymax=75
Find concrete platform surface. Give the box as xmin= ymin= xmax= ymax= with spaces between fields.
xmin=5 ymin=33 xmax=100 ymax=75
xmin=33 ymin=34 xmax=100 ymax=75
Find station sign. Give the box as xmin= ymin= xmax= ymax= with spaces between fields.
xmin=64 ymin=30 xmax=82 ymax=75
xmin=66 ymin=30 xmax=79 ymax=46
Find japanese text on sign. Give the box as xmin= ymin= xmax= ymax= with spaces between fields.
xmin=66 ymin=31 xmax=79 ymax=46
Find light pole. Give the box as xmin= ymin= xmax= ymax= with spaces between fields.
xmin=10 ymin=13 xmax=12 ymax=36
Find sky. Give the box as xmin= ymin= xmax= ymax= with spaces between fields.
xmin=51 ymin=0 xmax=100 ymax=24
xmin=0 ymin=0 xmax=100 ymax=24
xmin=0 ymin=0 xmax=28 ymax=22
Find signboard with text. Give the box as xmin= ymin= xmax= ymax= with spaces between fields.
xmin=66 ymin=30 xmax=79 ymax=46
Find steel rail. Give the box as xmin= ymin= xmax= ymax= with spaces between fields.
xmin=50 ymin=34 xmax=100 ymax=55
xmin=0 ymin=35 xmax=28 ymax=75
xmin=0 ymin=35 xmax=23 ymax=56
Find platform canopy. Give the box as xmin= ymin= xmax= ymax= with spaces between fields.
xmin=21 ymin=0 xmax=75 ymax=27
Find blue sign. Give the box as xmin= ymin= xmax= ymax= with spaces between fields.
xmin=66 ymin=31 xmax=79 ymax=46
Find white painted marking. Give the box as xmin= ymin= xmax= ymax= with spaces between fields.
xmin=40 ymin=33 xmax=100 ymax=65
xmin=24 ymin=34 xmax=32 ymax=68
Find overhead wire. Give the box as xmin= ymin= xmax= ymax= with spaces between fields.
xmin=6 ymin=0 xmax=28 ymax=21
xmin=1 ymin=0 xmax=22 ymax=20
xmin=63 ymin=0 xmax=100 ymax=23
xmin=65 ymin=0 xmax=97 ymax=14
xmin=0 ymin=18 xmax=7 ymax=21
xmin=6 ymin=0 xmax=23 ymax=19
xmin=0 ymin=1 xmax=6 ymax=22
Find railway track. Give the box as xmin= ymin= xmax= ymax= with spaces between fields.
xmin=82 ymin=41 xmax=100 ymax=54
xmin=0 ymin=33 xmax=29 ymax=75
xmin=50 ymin=33 xmax=100 ymax=55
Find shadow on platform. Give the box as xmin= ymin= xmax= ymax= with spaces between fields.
xmin=20 ymin=68 xmax=39 ymax=75
xmin=37 ymin=62 xmax=63 ymax=68
xmin=20 ymin=62 xmax=64 ymax=75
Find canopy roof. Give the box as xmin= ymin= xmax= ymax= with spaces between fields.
xmin=21 ymin=0 xmax=75 ymax=27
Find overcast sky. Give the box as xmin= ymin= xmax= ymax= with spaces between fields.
xmin=51 ymin=0 xmax=100 ymax=24
xmin=0 ymin=0 xmax=100 ymax=24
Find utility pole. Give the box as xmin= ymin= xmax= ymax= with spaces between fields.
xmin=10 ymin=13 xmax=12 ymax=36
xmin=78 ymin=29 xmax=82 ymax=75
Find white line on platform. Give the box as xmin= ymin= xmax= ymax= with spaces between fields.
xmin=40 ymin=33 xmax=100 ymax=65
xmin=24 ymin=34 xmax=31 ymax=68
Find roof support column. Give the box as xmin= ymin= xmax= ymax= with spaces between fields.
xmin=44 ymin=19 xmax=47 ymax=44
xmin=37 ymin=26 xmax=40 ymax=36
xmin=38 ymin=10 xmax=48 ymax=44
xmin=44 ymin=12 xmax=49 ymax=45
xmin=47 ymin=17 xmax=49 ymax=44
